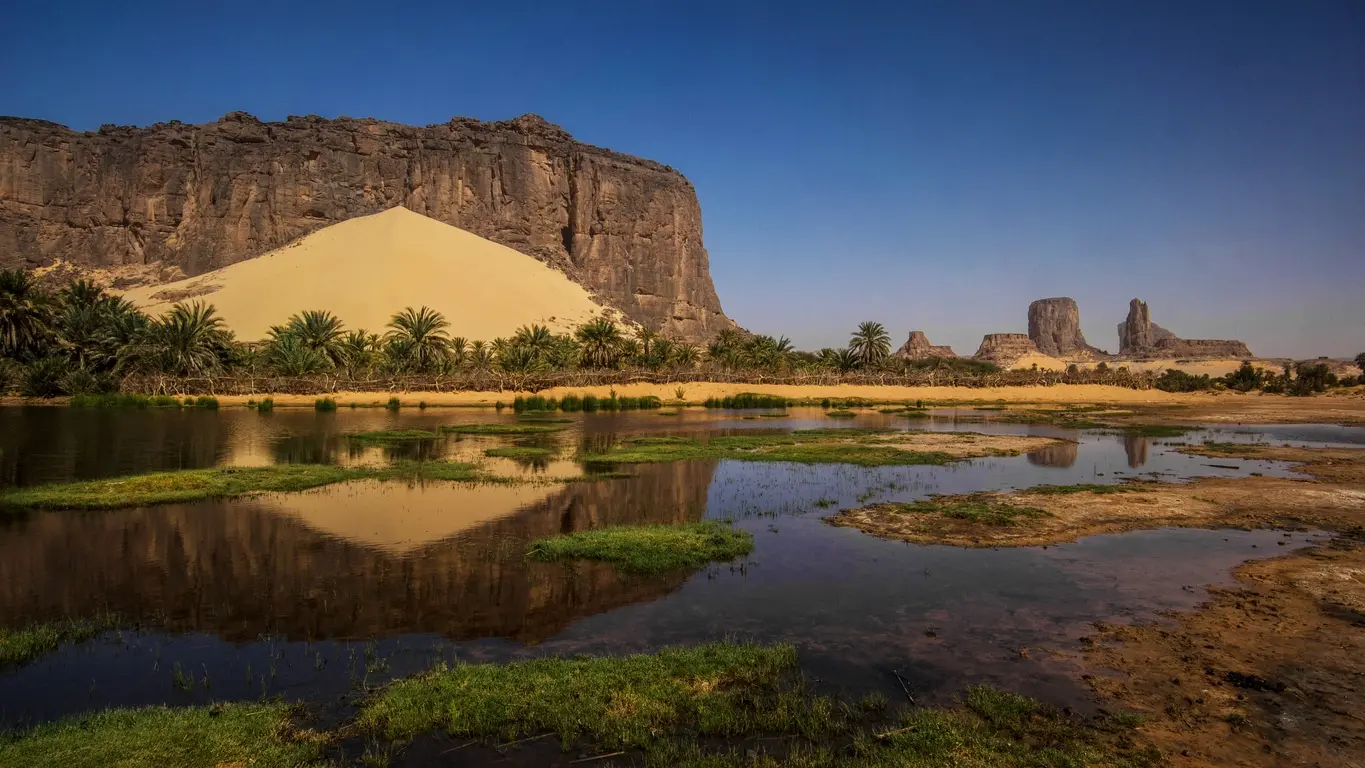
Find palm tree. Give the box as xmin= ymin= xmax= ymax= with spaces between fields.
xmin=449 ymin=337 xmax=469 ymax=368
xmin=385 ymin=306 xmax=450 ymax=372
xmin=140 ymin=302 xmax=233 ymax=376
xmin=575 ymin=318 xmax=624 ymax=369
xmin=545 ymin=335 xmax=581 ymax=370
xmin=707 ymin=328 xmax=744 ymax=368
xmin=513 ymin=325 xmax=556 ymax=359
xmin=280 ymin=310 xmax=346 ymax=367
xmin=338 ymin=329 xmax=378 ymax=376
xmin=468 ymin=340 xmax=494 ymax=372
xmin=672 ymin=343 xmax=700 ymax=370
xmin=264 ymin=335 xmax=330 ymax=376
xmin=0 ymin=268 xmax=55 ymax=360
xmin=498 ymin=345 xmax=549 ymax=374
xmin=848 ymin=321 xmax=891 ymax=369
xmin=834 ymin=347 xmax=861 ymax=373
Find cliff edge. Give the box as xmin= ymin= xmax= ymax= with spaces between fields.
xmin=0 ymin=111 xmax=734 ymax=340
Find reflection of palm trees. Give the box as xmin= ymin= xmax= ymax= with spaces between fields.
xmin=0 ymin=461 xmax=720 ymax=643
xmin=1026 ymin=441 xmax=1078 ymax=468
xmin=1123 ymin=435 xmax=1150 ymax=468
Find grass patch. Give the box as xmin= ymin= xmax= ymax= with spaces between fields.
xmin=890 ymin=497 xmax=1048 ymax=526
xmin=347 ymin=429 xmax=442 ymax=443
xmin=70 ymin=393 xmax=182 ymax=409
xmin=1026 ymin=483 xmax=1137 ymax=495
xmin=1192 ymin=441 xmax=1260 ymax=454
xmin=703 ymin=393 xmax=791 ymax=409
xmin=0 ymin=461 xmax=483 ymax=511
xmin=358 ymin=640 xmax=798 ymax=745
xmin=1114 ymin=424 xmax=1191 ymax=437
xmin=441 ymin=423 xmax=568 ymax=435
xmin=0 ymin=614 xmax=119 ymax=666
xmin=581 ymin=430 xmax=956 ymax=468
xmin=314 ymin=397 xmax=336 ymax=412
xmin=356 ymin=643 xmax=1157 ymax=767
xmin=826 ymin=409 xmax=857 ymax=419
xmin=484 ymin=446 xmax=555 ymax=460
xmin=527 ymin=521 xmax=752 ymax=574
xmin=0 ymin=702 xmax=322 ymax=768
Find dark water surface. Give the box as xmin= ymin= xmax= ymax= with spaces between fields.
xmin=0 ymin=406 xmax=1352 ymax=726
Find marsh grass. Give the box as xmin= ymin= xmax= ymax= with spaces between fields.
xmin=1026 ymin=483 xmax=1137 ymax=495
xmin=704 ymin=393 xmax=791 ymax=409
xmin=484 ymin=446 xmax=555 ymax=460
xmin=314 ymin=397 xmax=337 ymax=412
xmin=581 ymin=430 xmax=955 ymax=468
xmin=0 ymin=703 xmax=322 ymax=768
xmin=358 ymin=641 xmax=801 ymax=745
xmin=0 ymin=614 xmax=119 ymax=666
xmin=0 ymin=461 xmax=482 ymax=510
xmin=70 ymin=393 xmax=180 ymax=409
xmin=386 ymin=397 xmax=401 ymax=411
xmin=527 ymin=521 xmax=752 ymax=573
xmin=257 ymin=397 xmax=274 ymax=413
xmin=441 ymin=423 xmax=567 ymax=435
xmin=826 ymin=409 xmax=857 ymax=419
xmin=1193 ymin=441 xmax=1260 ymax=454
xmin=356 ymin=643 xmax=1156 ymax=767
xmin=889 ymin=497 xmax=1049 ymax=526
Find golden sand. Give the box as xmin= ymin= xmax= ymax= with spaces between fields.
xmin=120 ymin=207 xmax=616 ymax=341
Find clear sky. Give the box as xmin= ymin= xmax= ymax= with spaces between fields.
xmin=3 ymin=0 xmax=1362 ymax=357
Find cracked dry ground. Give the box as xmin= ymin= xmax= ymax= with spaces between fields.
xmin=832 ymin=443 xmax=1365 ymax=766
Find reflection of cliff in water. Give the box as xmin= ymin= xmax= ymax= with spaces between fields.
xmin=1123 ymin=436 xmax=1150 ymax=468
xmin=0 ymin=461 xmax=717 ymax=643
xmin=1026 ymin=441 xmax=1078 ymax=468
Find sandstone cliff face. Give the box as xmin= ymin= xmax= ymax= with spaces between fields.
xmin=894 ymin=330 xmax=957 ymax=359
xmin=1117 ymin=299 xmax=1251 ymax=359
xmin=0 ymin=112 xmax=733 ymax=340
xmin=973 ymin=333 xmax=1039 ymax=364
xmin=1028 ymin=297 xmax=1103 ymax=358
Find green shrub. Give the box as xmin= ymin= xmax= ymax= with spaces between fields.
xmin=1155 ymin=369 xmax=1214 ymax=393
xmin=386 ymin=397 xmax=401 ymax=411
xmin=314 ymin=397 xmax=337 ymax=411
xmin=559 ymin=393 xmax=583 ymax=412
xmin=257 ymin=397 xmax=274 ymax=413
xmin=1289 ymin=363 xmax=1337 ymax=396
xmin=820 ymin=398 xmax=831 ymax=408
xmin=194 ymin=396 xmax=219 ymax=410
xmin=582 ymin=394 xmax=600 ymax=411
xmin=151 ymin=395 xmax=181 ymax=408
xmin=22 ymin=358 xmax=68 ymax=398
xmin=183 ymin=397 xmax=195 ymax=406
xmin=418 ymin=401 xmax=428 ymax=410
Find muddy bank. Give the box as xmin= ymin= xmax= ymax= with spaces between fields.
xmin=1082 ymin=535 xmax=1365 ymax=767
xmin=828 ymin=445 xmax=1365 ymax=548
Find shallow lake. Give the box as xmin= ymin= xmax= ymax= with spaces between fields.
xmin=0 ymin=405 xmax=1352 ymax=726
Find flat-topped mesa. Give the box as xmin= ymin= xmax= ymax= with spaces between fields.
xmin=1117 ymin=298 xmax=1252 ymax=359
xmin=0 ymin=111 xmax=735 ymax=341
xmin=1027 ymin=297 xmax=1103 ymax=359
xmin=973 ymin=333 xmax=1039 ymax=365
xmin=894 ymin=331 xmax=957 ymax=359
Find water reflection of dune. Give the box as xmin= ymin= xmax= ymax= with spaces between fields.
xmin=0 ymin=462 xmax=717 ymax=643
xmin=1026 ymin=441 xmax=1078 ymax=468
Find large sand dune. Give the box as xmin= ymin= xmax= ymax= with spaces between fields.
xmin=121 ymin=207 xmax=616 ymax=341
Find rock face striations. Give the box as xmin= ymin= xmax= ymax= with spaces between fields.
xmin=1027 ymin=297 xmax=1103 ymax=358
xmin=0 ymin=112 xmax=733 ymax=340
xmin=894 ymin=331 xmax=957 ymax=360
xmin=973 ymin=333 xmax=1039 ymax=364
xmin=1117 ymin=299 xmax=1251 ymax=359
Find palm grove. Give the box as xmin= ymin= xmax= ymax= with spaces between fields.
xmin=5 ymin=270 xmax=1361 ymax=397
xmin=0 ymin=269 xmax=992 ymax=397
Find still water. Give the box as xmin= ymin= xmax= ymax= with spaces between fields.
xmin=0 ymin=406 xmax=1348 ymax=725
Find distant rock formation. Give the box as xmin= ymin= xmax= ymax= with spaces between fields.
xmin=1028 ymin=297 xmax=1103 ymax=358
xmin=894 ymin=331 xmax=957 ymax=359
xmin=1117 ymin=299 xmax=1252 ymax=359
xmin=973 ymin=333 xmax=1039 ymax=365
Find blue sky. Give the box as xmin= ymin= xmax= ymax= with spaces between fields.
xmin=3 ymin=0 xmax=1362 ymax=357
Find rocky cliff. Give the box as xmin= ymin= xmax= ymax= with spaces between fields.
xmin=0 ymin=112 xmax=734 ymax=340
xmin=973 ymin=333 xmax=1039 ymax=365
xmin=1117 ymin=299 xmax=1251 ymax=359
xmin=1028 ymin=297 xmax=1104 ymax=358
xmin=894 ymin=330 xmax=957 ymax=359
